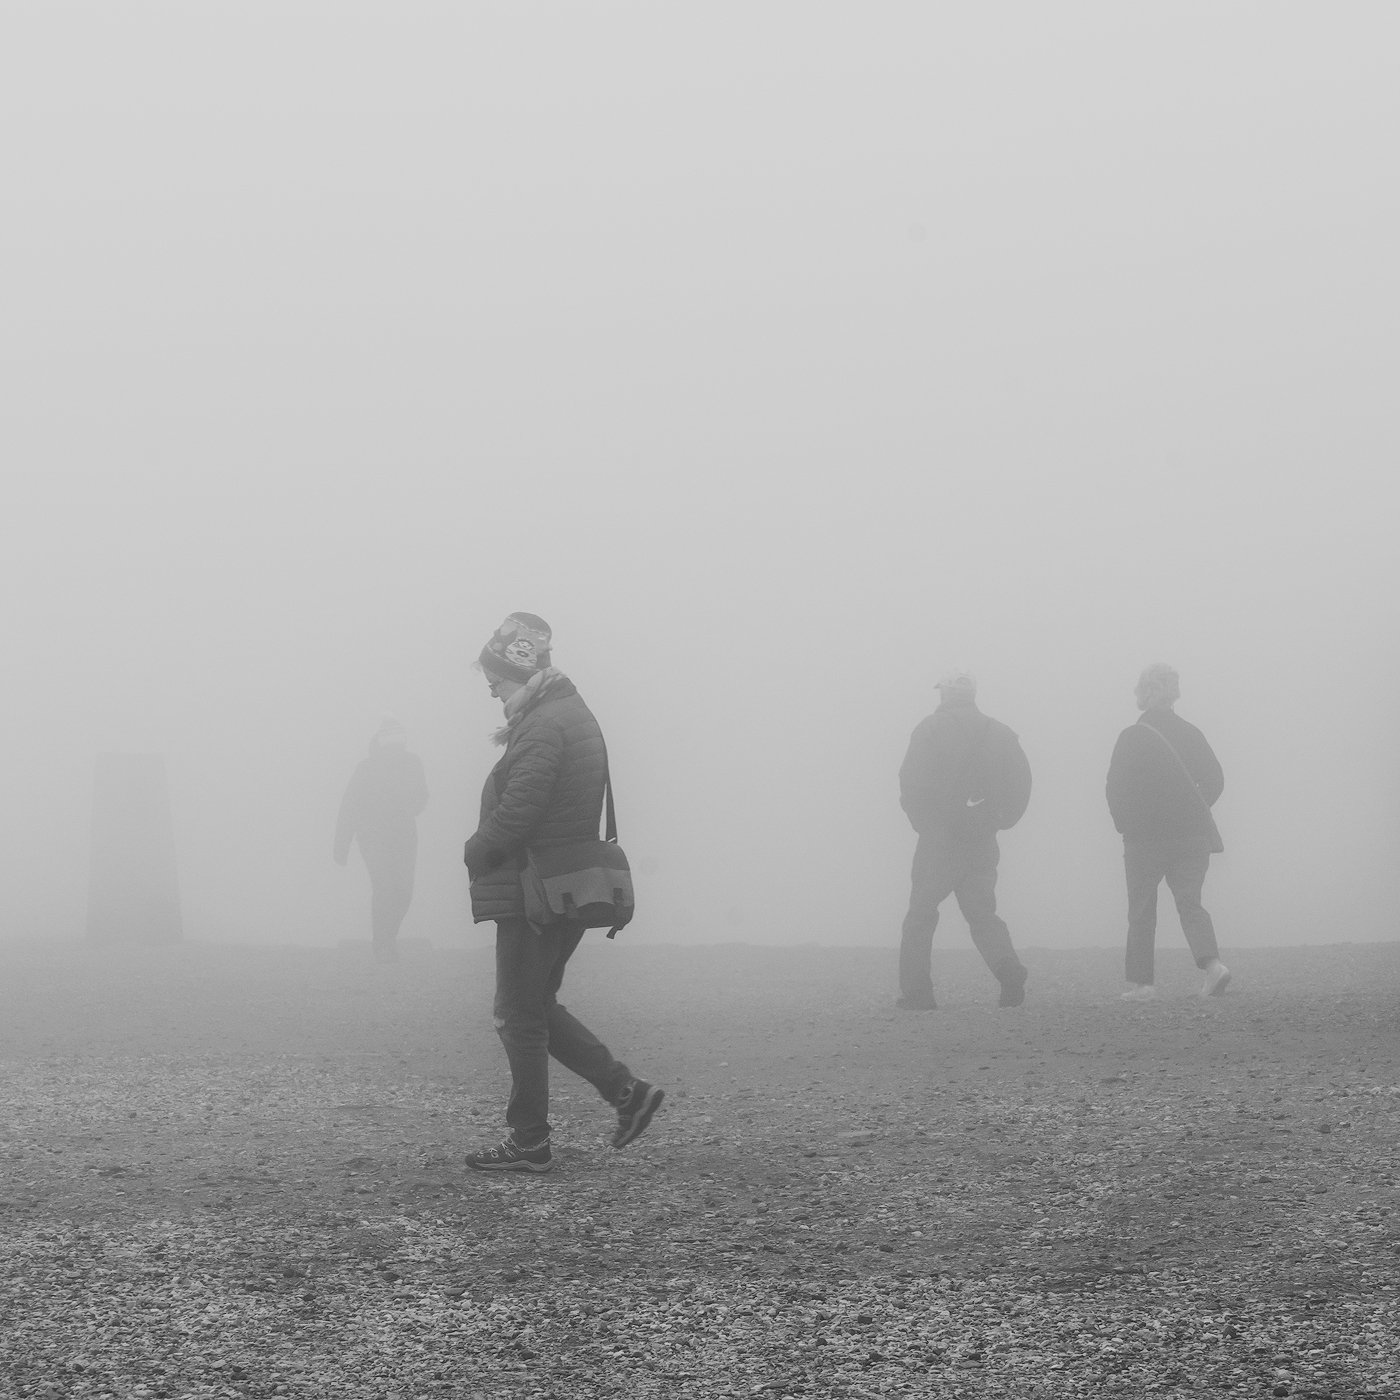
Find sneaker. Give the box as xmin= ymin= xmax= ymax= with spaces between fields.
xmin=464 ymin=1138 xmax=552 ymax=1173
xmin=896 ymin=994 xmax=937 ymax=1011
xmin=612 ymin=1080 xmax=665 ymax=1149
xmin=997 ymin=967 xmax=1028 ymax=1009
xmin=1121 ymin=983 xmax=1157 ymax=1002
xmin=1201 ymin=960 xmax=1232 ymax=998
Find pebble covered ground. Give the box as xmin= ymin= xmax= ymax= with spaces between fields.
xmin=1 ymin=938 xmax=1397 ymax=1399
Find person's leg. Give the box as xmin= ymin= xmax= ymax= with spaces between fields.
xmin=1124 ymin=840 xmax=1165 ymax=986
xmin=362 ymin=840 xmax=413 ymax=956
xmin=540 ymin=925 xmax=632 ymax=1105
xmin=1164 ymin=850 xmax=1221 ymax=968
xmin=370 ymin=868 xmax=412 ymax=945
xmin=899 ymin=832 xmax=959 ymax=1005
xmin=493 ymin=918 xmax=573 ymax=1148
xmin=953 ymin=837 xmax=1025 ymax=998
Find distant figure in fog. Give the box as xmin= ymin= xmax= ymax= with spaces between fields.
xmin=898 ymin=670 xmax=1032 ymax=1010
xmin=461 ymin=612 xmax=663 ymax=1174
xmin=1106 ymin=663 xmax=1230 ymax=1001
xmin=334 ymin=719 xmax=428 ymax=963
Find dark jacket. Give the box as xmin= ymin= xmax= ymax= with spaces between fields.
xmin=900 ymin=700 xmax=1021 ymax=839
xmin=334 ymin=747 xmax=428 ymax=865
xmin=463 ymin=679 xmax=607 ymax=923
xmin=1106 ymin=709 xmax=1224 ymax=850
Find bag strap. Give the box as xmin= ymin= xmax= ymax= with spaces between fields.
xmin=603 ymin=765 xmax=618 ymax=844
xmin=1136 ymin=718 xmax=1214 ymax=818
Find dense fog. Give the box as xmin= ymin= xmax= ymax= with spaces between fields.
xmin=3 ymin=5 xmax=1396 ymax=951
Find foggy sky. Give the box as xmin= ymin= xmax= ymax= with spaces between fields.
xmin=3 ymin=4 xmax=1396 ymax=952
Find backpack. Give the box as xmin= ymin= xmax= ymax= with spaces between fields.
xmin=960 ymin=720 xmax=1032 ymax=835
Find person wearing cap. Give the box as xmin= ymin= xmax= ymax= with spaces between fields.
xmin=1107 ymin=663 xmax=1231 ymax=1001
xmin=333 ymin=719 xmax=429 ymax=963
xmin=461 ymin=612 xmax=664 ymax=1173
xmin=897 ymin=670 xmax=1031 ymax=1010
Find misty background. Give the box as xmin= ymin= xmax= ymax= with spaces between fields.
xmin=2 ymin=4 xmax=1395 ymax=955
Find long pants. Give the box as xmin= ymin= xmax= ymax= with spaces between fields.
xmin=1123 ymin=839 xmax=1220 ymax=985
xmin=899 ymin=829 xmax=1024 ymax=1001
xmin=494 ymin=918 xmax=631 ymax=1148
xmin=360 ymin=837 xmax=415 ymax=949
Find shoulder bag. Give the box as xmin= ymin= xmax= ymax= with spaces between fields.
xmin=521 ymin=765 xmax=635 ymax=938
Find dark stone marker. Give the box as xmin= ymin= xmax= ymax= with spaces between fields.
xmin=86 ymin=753 xmax=183 ymax=945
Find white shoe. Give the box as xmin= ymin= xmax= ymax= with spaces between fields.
xmin=1201 ymin=960 xmax=1231 ymax=998
xmin=1121 ymin=983 xmax=1156 ymax=1002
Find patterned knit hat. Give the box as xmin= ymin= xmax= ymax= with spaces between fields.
xmin=478 ymin=612 xmax=553 ymax=683
xmin=936 ymin=669 xmax=977 ymax=697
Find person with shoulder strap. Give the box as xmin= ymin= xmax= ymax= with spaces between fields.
xmin=460 ymin=613 xmax=664 ymax=1173
xmin=1106 ymin=662 xmax=1231 ymax=1001
xmin=897 ymin=669 xmax=1032 ymax=1011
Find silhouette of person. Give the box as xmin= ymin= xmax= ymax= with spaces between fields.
xmin=461 ymin=612 xmax=664 ymax=1173
xmin=334 ymin=719 xmax=428 ymax=962
xmin=898 ymin=670 xmax=1032 ymax=1010
xmin=1106 ymin=663 xmax=1231 ymax=1000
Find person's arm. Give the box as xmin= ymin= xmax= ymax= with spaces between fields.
xmin=463 ymin=725 xmax=564 ymax=875
xmin=1194 ymin=732 xmax=1224 ymax=808
xmin=900 ymin=719 xmax=955 ymax=831
xmin=1105 ymin=728 xmax=1145 ymax=834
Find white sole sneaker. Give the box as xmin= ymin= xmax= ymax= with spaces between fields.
xmin=1202 ymin=963 xmax=1232 ymax=998
xmin=1120 ymin=984 xmax=1157 ymax=1002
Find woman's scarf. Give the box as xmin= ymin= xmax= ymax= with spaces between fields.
xmin=491 ymin=666 xmax=570 ymax=745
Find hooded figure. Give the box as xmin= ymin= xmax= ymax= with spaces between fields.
xmin=334 ymin=719 xmax=428 ymax=962
xmin=460 ymin=612 xmax=664 ymax=1173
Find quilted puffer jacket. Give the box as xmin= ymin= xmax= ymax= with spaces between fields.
xmin=462 ymin=678 xmax=607 ymax=923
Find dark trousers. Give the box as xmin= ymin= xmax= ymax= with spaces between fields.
xmin=494 ymin=918 xmax=631 ymax=1148
xmin=1123 ymin=839 xmax=1220 ymax=985
xmin=360 ymin=839 xmax=415 ymax=948
xmin=899 ymin=830 xmax=1024 ymax=1001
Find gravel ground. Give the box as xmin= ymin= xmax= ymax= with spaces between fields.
xmin=1 ymin=938 xmax=1398 ymax=1399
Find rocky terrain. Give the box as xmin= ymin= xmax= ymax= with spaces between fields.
xmin=1 ymin=938 xmax=1397 ymax=1398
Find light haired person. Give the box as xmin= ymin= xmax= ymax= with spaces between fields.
xmin=461 ymin=612 xmax=663 ymax=1172
xmin=1106 ymin=663 xmax=1231 ymax=1001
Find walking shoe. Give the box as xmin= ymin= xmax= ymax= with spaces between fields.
xmin=997 ymin=967 xmax=1028 ymax=1009
xmin=1201 ymin=960 xmax=1232 ymax=998
xmin=464 ymin=1138 xmax=553 ymax=1173
xmin=1121 ymin=983 xmax=1156 ymax=1002
xmin=612 ymin=1080 xmax=665 ymax=1149
xmin=896 ymin=995 xmax=937 ymax=1011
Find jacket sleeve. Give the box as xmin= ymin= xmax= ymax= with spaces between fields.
xmin=899 ymin=719 xmax=955 ymax=831
xmin=463 ymin=723 xmax=565 ymax=873
xmin=1105 ymin=728 xmax=1147 ymax=834
xmin=1194 ymin=733 xmax=1224 ymax=807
